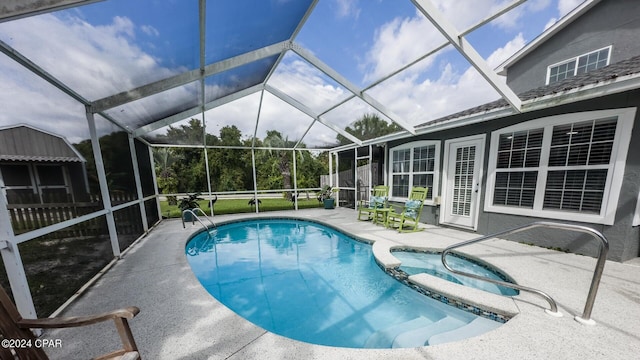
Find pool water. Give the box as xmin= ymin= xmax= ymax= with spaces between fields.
xmin=185 ymin=219 xmax=502 ymax=348
xmin=393 ymin=251 xmax=519 ymax=296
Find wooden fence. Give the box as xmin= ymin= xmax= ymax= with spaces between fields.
xmin=7 ymin=193 xmax=141 ymax=238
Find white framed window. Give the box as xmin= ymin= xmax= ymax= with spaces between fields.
xmin=485 ymin=108 xmax=636 ymax=225
xmin=388 ymin=140 xmax=440 ymax=204
xmin=546 ymin=46 xmax=612 ymax=84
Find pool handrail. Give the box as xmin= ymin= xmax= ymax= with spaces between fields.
xmin=441 ymin=221 xmax=608 ymax=325
xmin=182 ymin=208 xmax=216 ymax=231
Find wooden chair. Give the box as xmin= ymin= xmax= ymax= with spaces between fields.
xmin=0 ymin=286 xmax=140 ymax=360
xmin=385 ymin=187 xmax=428 ymax=232
xmin=357 ymin=185 xmax=389 ymax=221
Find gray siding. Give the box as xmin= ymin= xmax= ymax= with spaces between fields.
xmin=507 ymin=0 xmax=640 ymax=94
xmin=387 ymin=89 xmax=640 ymax=262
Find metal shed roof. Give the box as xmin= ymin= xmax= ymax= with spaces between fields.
xmin=0 ymin=124 xmax=86 ymax=162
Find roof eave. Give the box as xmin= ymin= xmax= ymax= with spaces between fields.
xmin=420 ymin=72 xmax=640 ymax=133
xmin=521 ymin=71 xmax=640 ymax=112
xmin=332 ymin=72 xmax=640 ymax=152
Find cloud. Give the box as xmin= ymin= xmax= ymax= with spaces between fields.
xmin=558 ymin=0 xmax=585 ymax=17
xmin=141 ymin=24 xmax=160 ymax=37
xmin=0 ymin=13 xmax=181 ymax=100
xmin=486 ymin=32 xmax=527 ymax=68
xmin=0 ymin=12 xmax=187 ymax=142
xmin=168 ymin=54 xmax=354 ymax=148
xmin=428 ymin=0 xmax=549 ymax=31
xmin=0 ymin=1 xmax=555 ymax=149
xmin=209 ymin=1 xmax=539 ymax=146
xmin=362 ymin=12 xmax=446 ymax=82
xmin=543 ymin=0 xmax=584 ymax=32
xmin=333 ymin=0 xmax=361 ymax=19
xmin=361 ymin=0 xmax=539 ymax=83
xmin=367 ymin=33 xmax=527 ymax=126
xmin=0 ymin=55 xmax=90 ymax=143
xmin=491 ymin=0 xmax=551 ymax=29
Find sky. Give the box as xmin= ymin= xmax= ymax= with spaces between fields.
xmin=0 ymin=0 xmax=586 ymax=147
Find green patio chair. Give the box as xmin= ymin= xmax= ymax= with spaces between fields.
xmin=357 ymin=185 xmax=389 ymax=221
xmin=385 ymin=187 xmax=428 ymax=232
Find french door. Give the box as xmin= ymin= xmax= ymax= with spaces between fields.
xmin=442 ymin=135 xmax=485 ymax=229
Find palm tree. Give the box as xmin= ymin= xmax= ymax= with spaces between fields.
xmin=337 ymin=113 xmax=402 ymax=145
xmin=153 ymin=147 xmax=178 ymax=203
xmin=264 ymin=130 xmax=296 ymax=196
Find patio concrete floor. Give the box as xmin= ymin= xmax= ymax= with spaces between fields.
xmin=43 ymin=208 xmax=640 ymax=359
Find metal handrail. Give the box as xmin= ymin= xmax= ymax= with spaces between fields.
xmin=190 ymin=207 xmax=216 ymax=229
xmin=441 ymin=221 xmax=608 ymax=325
xmin=181 ymin=209 xmax=215 ymax=231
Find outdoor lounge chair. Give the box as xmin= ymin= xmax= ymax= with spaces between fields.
xmin=385 ymin=187 xmax=428 ymax=232
xmin=0 ymin=286 xmax=140 ymax=360
xmin=357 ymin=185 xmax=389 ymax=222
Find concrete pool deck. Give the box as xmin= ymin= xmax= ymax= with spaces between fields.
xmin=43 ymin=208 xmax=640 ymax=359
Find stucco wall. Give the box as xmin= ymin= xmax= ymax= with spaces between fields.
xmin=506 ymin=0 xmax=640 ymax=94
xmin=386 ymin=90 xmax=640 ymax=262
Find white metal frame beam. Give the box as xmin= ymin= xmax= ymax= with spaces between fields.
xmin=133 ymin=84 xmax=264 ymax=137
xmin=90 ymin=41 xmax=288 ymax=113
xmin=0 ymin=38 xmax=134 ymax=134
xmin=128 ymin=134 xmax=149 ymax=232
xmin=0 ymin=175 xmax=38 ymax=318
xmin=411 ymin=0 xmax=522 ymax=111
xmin=265 ymin=84 xmax=363 ymax=146
xmin=292 ymin=45 xmax=417 ymax=135
xmin=364 ymin=0 xmax=526 ymax=92
xmin=86 ymin=109 xmax=121 ymax=258
xmin=0 ymin=0 xmax=102 ymax=22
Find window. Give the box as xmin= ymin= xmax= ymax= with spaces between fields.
xmin=485 ymin=108 xmax=636 ymax=225
xmin=0 ymin=163 xmax=71 ymax=204
xmin=389 ymin=141 xmax=440 ymax=203
xmin=493 ymin=129 xmax=543 ymax=208
xmin=547 ymin=46 xmax=611 ymax=84
xmin=0 ymin=164 xmax=37 ymax=203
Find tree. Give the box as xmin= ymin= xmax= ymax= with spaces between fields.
xmin=263 ymin=130 xmax=297 ymax=195
xmin=207 ymin=125 xmax=253 ymax=191
xmin=153 ymin=119 xmax=208 ymax=192
xmin=294 ymin=150 xmax=326 ymax=199
xmin=153 ymin=148 xmax=178 ymax=195
xmin=162 ymin=118 xmax=207 ymax=144
xmin=336 ymin=113 xmax=402 ymax=145
xmin=147 ymin=119 xmax=330 ymax=198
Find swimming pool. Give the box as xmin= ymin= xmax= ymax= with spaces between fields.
xmin=185 ymin=218 xmax=503 ymax=348
xmin=393 ymin=251 xmax=519 ymax=296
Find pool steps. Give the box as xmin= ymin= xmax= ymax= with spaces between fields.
xmin=427 ymin=317 xmax=502 ymax=345
xmin=365 ymin=315 xmax=502 ymax=348
xmin=391 ymin=316 xmax=465 ymax=348
xmin=364 ymin=316 xmax=432 ymax=348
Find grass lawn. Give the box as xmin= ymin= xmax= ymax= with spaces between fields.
xmin=160 ymin=196 xmax=324 ymax=218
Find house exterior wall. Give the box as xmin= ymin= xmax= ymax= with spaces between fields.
xmin=386 ymin=89 xmax=640 ymax=262
xmin=506 ymin=0 xmax=640 ymax=94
